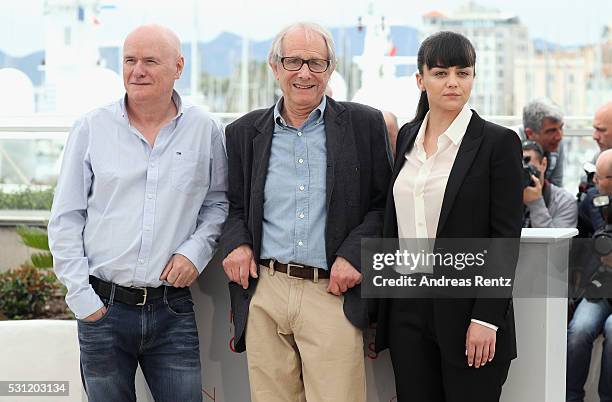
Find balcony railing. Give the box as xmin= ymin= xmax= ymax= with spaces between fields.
xmin=0 ymin=113 xmax=600 ymax=207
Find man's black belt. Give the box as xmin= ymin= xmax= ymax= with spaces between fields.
xmin=259 ymin=259 xmax=330 ymax=281
xmin=89 ymin=275 xmax=189 ymax=306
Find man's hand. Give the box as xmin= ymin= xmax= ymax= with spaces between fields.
xmin=222 ymin=244 xmax=258 ymax=289
xmin=83 ymin=306 xmax=107 ymax=322
xmin=466 ymin=322 xmax=497 ymax=368
xmin=160 ymin=254 xmax=199 ymax=287
xmin=523 ymin=175 xmax=543 ymax=204
xmin=327 ymin=256 xmax=362 ymax=296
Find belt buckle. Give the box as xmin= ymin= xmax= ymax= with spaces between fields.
xmin=286 ymin=263 xmax=304 ymax=280
xmin=133 ymin=287 xmax=148 ymax=305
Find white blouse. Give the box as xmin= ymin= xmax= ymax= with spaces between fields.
xmin=393 ymin=105 xmax=498 ymax=332
xmin=394 ymin=104 xmax=472 ymax=239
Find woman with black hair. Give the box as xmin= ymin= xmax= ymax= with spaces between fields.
xmin=374 ymin=31 xmax=523 ymax=401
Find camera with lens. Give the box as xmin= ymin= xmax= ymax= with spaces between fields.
xmin=522 ymin=155 xmax=541 ymax=188
xmin=577 ymin=162 xmax=597 ymax=202
xmin=583 ymin=194 xmax=612 ymax=300
xmin=592 ymin=194 xmax=612 ymax=256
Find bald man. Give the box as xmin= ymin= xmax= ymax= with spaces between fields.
xmin=48 ymin=25 xmax=228 ymax=402
xmin=593 ymin=101 xmax=612 ymax=153
xmin=567 ymin=149 xmax=612 ymax=402
xmin=383 ymin=110 xmax=399 ymax=159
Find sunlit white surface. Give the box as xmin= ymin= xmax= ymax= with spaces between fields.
xmin=352 ymin=74 xmax=420 ymax=118
xmin=328 ymin=71 xmax=348 ymax=101
xmin=53 ymin=66 xmax=124 ymax=114
xmin=0 ymin=68 xmax=35 ymax=115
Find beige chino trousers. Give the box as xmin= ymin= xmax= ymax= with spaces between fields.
xmin=245 ymin=264 xmax=366 ymax=402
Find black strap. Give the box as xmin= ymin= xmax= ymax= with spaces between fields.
xmin=543 ymin=181 xmax=552 ymax=209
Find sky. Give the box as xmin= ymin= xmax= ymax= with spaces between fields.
xmin=1 ymin=0 xmax=611 ymax=56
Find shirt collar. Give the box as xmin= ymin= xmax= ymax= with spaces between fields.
xmin=445 ymin=104 xmax=472 ymax=145
xmin=171 ymin=89 xmax=184 ymax=118
xmin=273 ymin=96 xmax=327 ymax=128
xmin=415 ymin=104 xmax=473 ymax=149
xmin=119 ymin=89 xmax=184 ymax=122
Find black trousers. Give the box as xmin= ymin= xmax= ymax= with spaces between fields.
xmin=388 ymin=299 xmax=511 ymax=402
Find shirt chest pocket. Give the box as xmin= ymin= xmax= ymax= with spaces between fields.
xmin=171 ymin=150 xmax=210 ymax=195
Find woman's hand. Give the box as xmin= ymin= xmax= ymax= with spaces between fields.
xmin=465 ymin=322 xmax=496 ymax=368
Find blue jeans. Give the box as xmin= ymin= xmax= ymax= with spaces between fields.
xmin=567 ymin=298 xmax=612 ymax=402
xmin=77 ymin=287 xmax=202 ymax=402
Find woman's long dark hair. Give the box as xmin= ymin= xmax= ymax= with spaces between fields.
xmin=411 ymin=31 xmax=476 ymax=123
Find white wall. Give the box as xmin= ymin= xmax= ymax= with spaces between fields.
xmin=1 ymin=232 xmax=603 ymax=402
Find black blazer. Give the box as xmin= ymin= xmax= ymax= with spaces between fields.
xmin=374 ymin=111 xmax=523 ymax=367
xmin=220 ymin=96 xmax=392 ymax=352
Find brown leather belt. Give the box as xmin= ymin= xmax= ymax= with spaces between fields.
xmin=259 ymin=259 xmax=330 ymax=281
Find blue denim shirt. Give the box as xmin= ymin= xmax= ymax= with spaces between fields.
xmin=260 ymin=96 xmax=328 ymax=269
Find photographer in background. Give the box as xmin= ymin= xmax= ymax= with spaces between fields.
xmin=593 ymin=101 xmax=612 ymax=154
xmin=522 ymin=140 xmax=577 ymax=228
xmin=522 ymin=98 xmax=565 ymax=187
xmin=566 ymin=149 xmax=612 ymax=402
xmin=577 ymin=101 xmax=612 ymax=202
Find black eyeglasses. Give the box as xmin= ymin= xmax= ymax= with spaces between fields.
xmin=280 ymin=57 xmax=331 ymax=73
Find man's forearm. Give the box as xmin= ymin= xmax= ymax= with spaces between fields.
xmin=48 ymin=212 xmax=102 ymax=319
xmin=47 ymin=117 xmax=101 ymax=319
xmin=175 ymin=189 xmax=228 ymax=272
xmin=526 ymin=198 xmax=553 ymax=228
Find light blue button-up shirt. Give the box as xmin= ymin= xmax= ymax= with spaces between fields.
xmin=48 ymin=91 xmax=228 ymax=319
xmin=260 ymin=96 xmax=328 ymax=269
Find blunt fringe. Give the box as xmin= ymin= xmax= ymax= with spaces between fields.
xmin=412 ymin=31 xmax=476 ymax=123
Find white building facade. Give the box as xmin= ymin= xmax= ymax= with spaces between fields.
xmin=421 ymin=3 xmax=529 ymax=116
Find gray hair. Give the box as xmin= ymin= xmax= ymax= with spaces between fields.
xmin=267 ymin=22 xmax=337 ymax=67
xmin=522 ymin=98 xmax=564 ymax=133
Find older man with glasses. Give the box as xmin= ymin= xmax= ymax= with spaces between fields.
xmin=219 ymin=22 xmax=391 ymax=402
